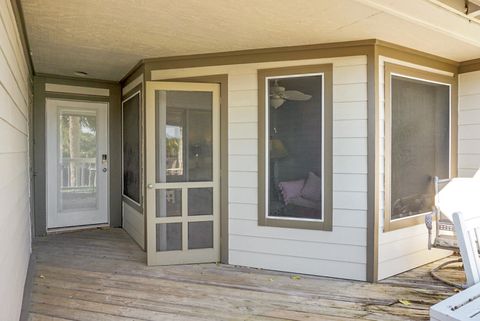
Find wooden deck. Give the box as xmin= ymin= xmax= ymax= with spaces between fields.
xmin=27 ymin=228 xmax=465 ymax=321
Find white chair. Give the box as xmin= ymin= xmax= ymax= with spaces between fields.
xmin=453 ymin=212 xmax=480 ymax=287
xmin=427 ymin=177 xmax=480 ymax=288
xmin=430 ymin=212 xmax=480 ymax=321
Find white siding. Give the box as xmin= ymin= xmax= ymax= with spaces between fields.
xmin=152 ymin=56 xmax=368 ymax=280
xmin=377 ymin=57 xmax=452 ymax=280
xmin=458 ymin=71 xmax=480 ymax=178
xmin=0 ymin=1 xmax=32 ymax=320
xmin=123 ymin=202 xmax=144 ymax=249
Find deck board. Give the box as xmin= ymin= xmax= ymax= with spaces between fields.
xmin=28 ymin=228 xmax=463 ymax=321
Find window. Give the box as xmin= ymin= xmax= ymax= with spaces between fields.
xmin=384 ymin=63 xmax=456 ymax=231
xmin=122 ymin=90 xmax=142 ymax=208
xmin=258 ymin=65 xmax=333 ymax=230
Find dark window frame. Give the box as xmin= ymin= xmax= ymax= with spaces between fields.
xmin=384 ymin=63 xmax=458 ymax=232
xmin=122 ymin=87 xmax=143 ymax=211
xmin=258 ymin=64 xmax=333 ymax=231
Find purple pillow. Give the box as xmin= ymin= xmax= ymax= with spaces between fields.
xmin=289 ymin=196 xmax=321 ymax=210
xmin=301 ymin=172 xmax=321 ymax=202
xmin=278 ymin=179 xmax=305 ymax=205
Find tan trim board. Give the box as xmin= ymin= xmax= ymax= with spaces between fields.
xmin=257 ymin=64 xmax=333 ymax=231
xmin=45 ymin=83 xmax=110 ymax=96
xmin=122 ymin=74 xmax=143 ymax=96
xmin=383 ymin=62 xmax=458 ymax=232
xmin=36 ymin=72 xmax=118 ymax=85
xmin=122 ymin=83 xmax=143 ymax=101
xmin=366 ymin=47 xmax=379 ymax=282
xmin=376 ymin=40 xmax=458 ymax=73
xmin=459 ymin=58 xmax=480 ymax=74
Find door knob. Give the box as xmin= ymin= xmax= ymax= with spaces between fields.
xmin=147 ymin=184 xmax=154 ymax=189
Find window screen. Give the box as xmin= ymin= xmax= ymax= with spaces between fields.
xmin=122 ymin=92 xmax=141 ymax=204
xmin=267 ymin=75 xmax=323 ymax=220
xmin=390 ymin=75 xmax=450 ymax=220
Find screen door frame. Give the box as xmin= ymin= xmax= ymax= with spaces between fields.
xmin=145 ymin=81 xmax=220 ymax=265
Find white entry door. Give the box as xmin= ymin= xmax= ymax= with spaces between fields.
xmin=46 ymin=99 xmax=109 ymax=229
xmin=145 ymin=82 xmax=220 ymax=265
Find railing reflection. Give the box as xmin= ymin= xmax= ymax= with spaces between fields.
xmin=60 ymin=158 xmax=96 ymax=193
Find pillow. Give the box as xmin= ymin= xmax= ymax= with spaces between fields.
xmin=288 ymin=196 xmax=321 ymax=210
xmin=278 ymin=179 xmax=305 ymax=205
xmin=301 ymin=172 xmax=321 ymax=202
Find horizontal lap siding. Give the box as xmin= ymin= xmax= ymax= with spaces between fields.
xmin=377 ymin=57 xmax=451 ymax=280
xmin=151 ymin=56 xmax=368 ymax=281
xmin=123 ymin=202 xmax=145 ymax=250
xmin=227 ymin=57 xmax=368 ymax=281
xmin=458 ymin=71 xmax=480 ymax=178
xmin=0 ymin=1 xmax=32 ymax=320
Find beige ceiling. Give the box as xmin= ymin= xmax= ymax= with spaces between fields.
xmin=21 ymin=0 xmax=480 ymax=81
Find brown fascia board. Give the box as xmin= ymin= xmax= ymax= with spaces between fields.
xmin=459 ymin=58 xmax=480 ymax=73
xmin=120 ymin=38 xmax=469 ymax=84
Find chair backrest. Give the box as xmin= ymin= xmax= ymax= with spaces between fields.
xmin=453 ymin=212 xmax=480 ymax=287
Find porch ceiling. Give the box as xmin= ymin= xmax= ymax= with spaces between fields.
xmin=20 ymin=0 xmax=480 ymax=81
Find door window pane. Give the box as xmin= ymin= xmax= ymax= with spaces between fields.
xmin=391 ymin=75 xmax=450 ymax=220
xmin=156 ymin=223 xmax=182 ymax=251
xmin=188 ymin=221 xmax=213 ymax=249
xmin=156 ymin=189 xmax=182 ymax=217
xmin=58 ymin=111 xmax=98 ymax=212
xmin=156 ymin=91 xmax=213 ymax=183
xmin=267 ymin=75 xmax=323 ymax=220
xmin=188 ymin=188 xmax=213 ymax=216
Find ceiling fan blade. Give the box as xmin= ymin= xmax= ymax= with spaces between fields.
xmin=284 ymin=90 xmax=312 ymax=101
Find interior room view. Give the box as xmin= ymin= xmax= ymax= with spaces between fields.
xmin=2 ymin=0 xmax=480 ymax=320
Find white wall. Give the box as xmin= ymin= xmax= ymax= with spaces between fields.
xmin=458 ymin=71 xmax=480 ymax=178
xmin=377 ymin=57 xmax=452 ymax=280
xmin=151 ymin=55 xmax=368 ymax=280
xmin=0 ymin=1 xmax=32 ymax=320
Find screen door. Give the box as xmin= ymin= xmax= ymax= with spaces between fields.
xmin=46 ymin=99 xmax=109 ymax=229
xmin=145 ymin=82 xmax=220 ymax=265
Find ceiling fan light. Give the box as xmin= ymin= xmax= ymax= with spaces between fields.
xmin=270 ymin=97 xmax=285 ymax=109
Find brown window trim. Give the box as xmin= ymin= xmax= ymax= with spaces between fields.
xmin=257 ymin=64 xmax=333 ymax=231
xmin=121 ymin=85 xmax=144 ymax=213
xmin=383 ymin=63 xmax=458 ymax=232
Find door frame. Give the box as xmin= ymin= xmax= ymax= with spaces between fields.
xmin=33 ymin=76 xmax=121 ymax=237
xmin=145 ymin=81 xmax=221 ymax=265
xmin=159 ymin=75 xmax=229 ymax=263
xmin=45 ymin=98 xmax=110 ymax=230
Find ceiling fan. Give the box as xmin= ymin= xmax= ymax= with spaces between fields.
xmin=269 ymin=80 xmax=312 ymax=109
